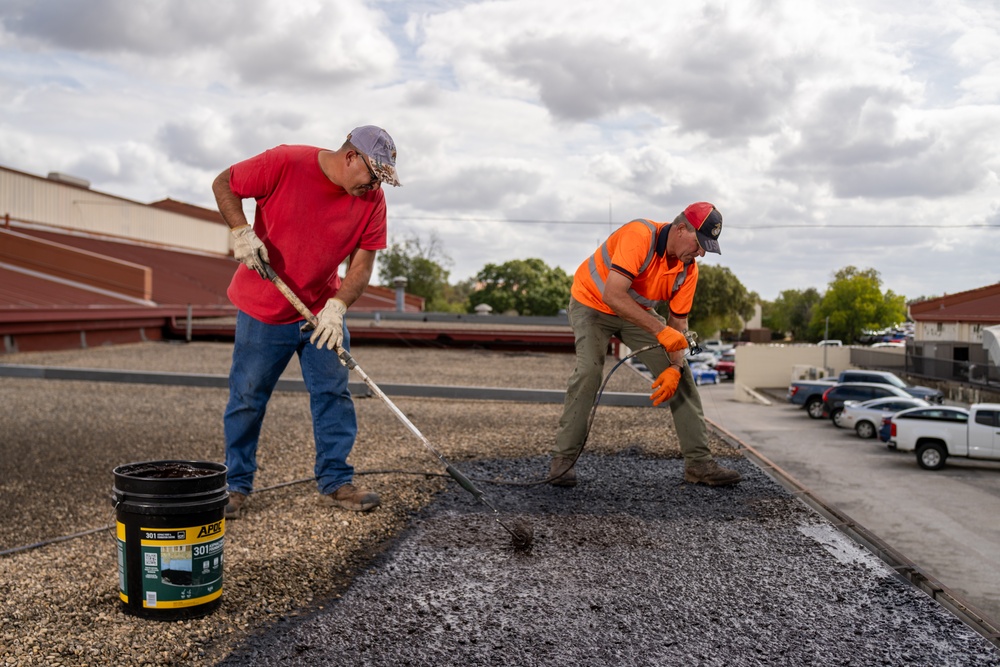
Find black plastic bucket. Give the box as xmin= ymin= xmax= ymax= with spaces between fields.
xmin=112 ymin=460 xmax=228 ymax=620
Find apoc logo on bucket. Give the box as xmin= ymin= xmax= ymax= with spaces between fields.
xmin=197 ymin=520 xmax=223 ymax=538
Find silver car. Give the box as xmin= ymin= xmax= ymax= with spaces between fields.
xmin=838 ymin=396 xmax=933 ymax=438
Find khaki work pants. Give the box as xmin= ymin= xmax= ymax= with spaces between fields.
xmin=553 ymin=298 xmax=712 ymax=463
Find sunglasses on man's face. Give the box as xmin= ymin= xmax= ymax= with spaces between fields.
xmin=359 ymin=153 xmax=379 ymax=187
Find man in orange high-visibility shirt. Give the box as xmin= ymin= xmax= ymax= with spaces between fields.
xmin=549 ymin=202 xmax=742 ymax=488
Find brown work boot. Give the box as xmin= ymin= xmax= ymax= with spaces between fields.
xmin=323 ymin=483 xmax=381 ymax=512
xmin=225 ymin=491 xmax=247 ymax=520
xmin=684 ymin=459 xmax=742 ymax=487
xmin=548 ymin=456 xmax=578 ymax=487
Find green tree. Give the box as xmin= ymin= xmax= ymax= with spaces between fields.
xmin=468 ymin=258 xmax=572 ymax=316
xmin=809 ymin=266 xmax=906 ymax=343
xmin=683 ymin=264 xmax=757 ymax=340
xmin=440 ymin=278 xmax=477 ymax=314
xmin=762 ymin=288 xmax=821 ymax=341
xmin=376 ymin=233 xmax=457 ymax=312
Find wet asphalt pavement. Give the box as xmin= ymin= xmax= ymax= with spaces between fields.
xmin=218 ymin=453 xmax=1000 ymax=666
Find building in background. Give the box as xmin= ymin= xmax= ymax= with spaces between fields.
xmin=908 ymin=283 xmax=1000 ymax=384
xmin=0 ymin=164 xmax=423 ymax=354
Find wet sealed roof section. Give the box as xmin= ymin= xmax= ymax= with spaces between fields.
xmin=221 ymin=455 xmax=1000 ymax=666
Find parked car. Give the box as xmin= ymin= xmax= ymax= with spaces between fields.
xmin=820 ymin=382 xmax=912 ymax=425
xmin=687 ymin=350 xmax=718 ymax=368
xmin=838 ymin=396 xmax=932 ymax=438
xmin=702 ymin=339 xmax=734 ymax=354
xmin=689 ymin=362 xmax=720 ymax=386
xmin=888 ymin=403 xmax=1000 ymax=470
xmin=787 ymin=378 xmax=840 ymax=418
xmin=879 ymin=415 xmax=893 ymax=444
xmin=817 ymin=339 xmax=843 ymax=346
xmin=714 ymin=350 xmax=736 ymax=381
xmin=836 ymin=370 xmax=943 ymax=404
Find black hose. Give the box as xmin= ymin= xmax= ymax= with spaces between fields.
xmin=469 ymin=343 xmax=660 ymax=487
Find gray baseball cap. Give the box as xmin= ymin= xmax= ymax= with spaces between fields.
xmin=347 ymin=125 xmax=401 ymax=187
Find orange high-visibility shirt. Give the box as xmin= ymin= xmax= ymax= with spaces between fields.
xmin=571 ymin=219 xmax=698 ymax=318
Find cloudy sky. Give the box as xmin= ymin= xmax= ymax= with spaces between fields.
xmin=1 ymin=0 xmax=998 ymax=302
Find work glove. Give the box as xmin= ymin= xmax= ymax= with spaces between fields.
xmin=310 ymin=298 xmax=347 ymax=351
xmin=656 ymin=326 xmax=688 ymax=353
xmin=650 ymin=366 xmax=682 ymax=406
xmin=231 ymin=225 xmax=270 ymax=279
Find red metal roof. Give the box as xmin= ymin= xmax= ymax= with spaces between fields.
xmin=15 ymin=229 xmax=238 ymax=307
xmin=6 ymin=227 xmax=424 ymax=313
xmin=909 ymin=282 xmax=1000 ymax=323
xmin=0 ymin=265 xmax=137 ymax=308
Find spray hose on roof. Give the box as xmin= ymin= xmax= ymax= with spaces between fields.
xmin=463 ymin=343 xmax=660 ymax=487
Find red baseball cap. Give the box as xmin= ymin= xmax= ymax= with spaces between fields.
xmin=683 ymin=202 xmax=723 ymax=255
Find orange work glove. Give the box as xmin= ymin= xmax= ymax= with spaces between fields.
xmin=650 ymin=366 xmax=682 ymax=406
xmin=656 ymin=326 xmax=688 ymax=353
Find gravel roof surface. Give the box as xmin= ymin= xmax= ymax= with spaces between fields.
xmin=1 ymin=341 xmax=998 ymax=666
xmin=221 ymin=456 xmax=1000 ymax=667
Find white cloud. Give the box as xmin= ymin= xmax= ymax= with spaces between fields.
xmin=0 ymin=0 xmax=998 ymax=300
xmin=0 ymin=0 xmax=398 ymax=88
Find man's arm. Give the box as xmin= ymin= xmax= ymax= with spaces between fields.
xmin=601 ymin=271 xmax=673 ymax=335
xmin=334 ymin=248 xmax=377 ymax=308
xmin=214 ymin=168 xmax=272 ymax=278
xmin=308 ymin=248 xmax=377 ymax=351
xmin=212 ymin=169 xmax=250 ymax=230
xmin=665 ymin=313 xmax=690 ymax=366
xmin=602 ymin=271 xmax=688 ymax=360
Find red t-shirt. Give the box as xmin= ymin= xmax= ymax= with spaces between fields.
xmin=226 ymin=145 xmax=387 ymax=324
xmin=571 ymin=219 xmax=698 ymax=318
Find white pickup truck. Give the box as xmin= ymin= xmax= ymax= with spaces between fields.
xmin=888 ymin=403 xmax=1000 ymax=470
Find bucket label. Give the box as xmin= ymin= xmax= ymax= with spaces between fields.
xmin=117 ymin=520 xmax=225 ymax=609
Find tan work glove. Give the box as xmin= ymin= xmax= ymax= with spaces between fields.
xmin=231 ymin=225 xmax=269 ymax=279
xmin=656 ymin=326 xmax=688 ymax=353
xmin=310 ymin=298 xmax=348 ymax=351
xmin=650 ymin=366 xmax=682 ymax=406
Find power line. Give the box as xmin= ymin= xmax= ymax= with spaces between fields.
xmin=389 ymin=215 xmax=1000 ymax=229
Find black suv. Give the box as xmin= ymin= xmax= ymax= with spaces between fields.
xmin=820 ymin=382 xmax=912 ymax=425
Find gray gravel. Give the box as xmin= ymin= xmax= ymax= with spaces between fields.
xmin=1 ymin=341 xmax=997 ymax=666
xmin=221 ymin=456 xmax=1000 ymax=667
xmin=0 ymin=342 xmax=692 ymax=666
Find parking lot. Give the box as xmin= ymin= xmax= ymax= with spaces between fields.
xmin=697 ymin=381 xmax=1000 ymax=625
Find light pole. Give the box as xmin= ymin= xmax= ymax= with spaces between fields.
xmin=823 ymin=316 xmax=830 ymax=375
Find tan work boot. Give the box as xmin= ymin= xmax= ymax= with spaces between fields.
xmin=323 ymin=483 xmax=381 ymax=512
xmin=684 ymin=459 xmax=742 ymax=487
xmin=225 ymin=491 xmax=247 ymax=520
xmin=548 ymin=456 xmax=578 ymax=487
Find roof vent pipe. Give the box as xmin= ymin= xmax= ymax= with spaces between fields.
xmin=392 ymin=276 xmax=408 ymax=312
xmin=47 ymin=172 xmax=91 ymax=189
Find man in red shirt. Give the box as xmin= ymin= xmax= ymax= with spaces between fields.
xmin=550 ymin=203 xmax=742 ymax=488
xmin=212 ymin=126 xmax=401 ymax=519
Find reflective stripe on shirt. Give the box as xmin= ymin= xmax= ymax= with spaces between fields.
xmin=587 ymin=219 xmax=688 ymax=309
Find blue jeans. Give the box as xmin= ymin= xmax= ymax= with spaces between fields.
xmin=224 ymin=310 xmax=357 ymax=496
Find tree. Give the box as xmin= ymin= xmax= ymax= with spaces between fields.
xmin=683 ymin=265 xmax=757 ymax=340
xmin=809 ymin=266 xmax=907 ymax=343
xmin=468 ymin=258 xmax=572 ymax=316
xmin=376 ymin=233 xmax=458 ymax=312
xmin=763 ymin=288 xmax=822 ymax=341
